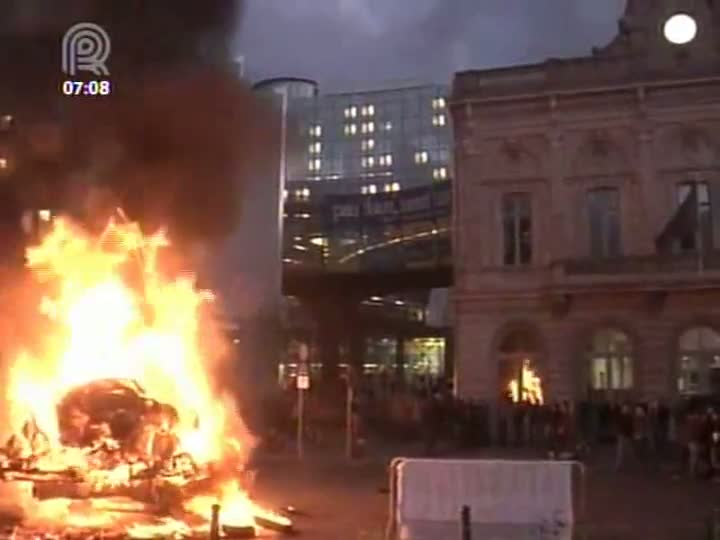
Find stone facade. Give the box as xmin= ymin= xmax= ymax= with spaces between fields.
xmin=451 ymin=0 xmax=720 ymax=403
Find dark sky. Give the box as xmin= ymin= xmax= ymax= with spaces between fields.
xmin=236 ymin=0 xmax=627 ymax=91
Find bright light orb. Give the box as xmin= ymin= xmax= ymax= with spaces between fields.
xmin=663 ymin=13 xmax=698 ymax=45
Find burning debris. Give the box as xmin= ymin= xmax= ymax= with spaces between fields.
xmin=507 ymin=359 xmax=544 ymax=405
xmin=0 ymin=217 xmax=293 ymax=538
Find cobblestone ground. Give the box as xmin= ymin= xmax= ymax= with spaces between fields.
xmin=250 ymin=444 xmax=720 ymax=540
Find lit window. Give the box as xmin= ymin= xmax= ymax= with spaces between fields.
xmin=361 ymin=122 xmax=375 ymax=134
xmin=368 ymin=184 xmax=377 ymax=194
xmin=392 ymin=182 xmax=400 ymax=192
xmin=362 ymin=156 xmax=376 ymax=169
xmin=294 ymin=189 xmax=311 ymax=201
xmin=314 ymin=159 xmax=321 ymax=171
xmin=384 ymin=183 xmax=392 ymax=193
xmin=433 ymin=167 xmax=448 ymax=180
xmin=344 ymin=124 xmax=357 ymax=136
xmin=361 ymin=186 xmax=369 ymax=195
xmin=38 ymin=209 xmax=52 ymax=222
xmin=309 ymin=125 xmax=322 ymax=137
xmin=362 ymin=104 xmax=375 ymax=116
xmin=309 ymin=142 xmax=321 ymax=154
xmin=362 ymin=139 xmax=375 ymax=152
xmin=308 ymin=160 xmax=315 ymax=171
xmin=378 ymin=153 xmax=393 ymax=167
xmin=432 ymin=114 xmax=446 ymax=127
xmin=414 ymin=151 xmax=429 ymax=164
xmin=344 ymin=106 xmax=357 ymax=118
xmin=283 ymin=189 xmax=288 ymax=200
xmin=432 ymin=97 xmax=447 ymax=109
xmin=384 ymin=121 xmax=392 ymax=131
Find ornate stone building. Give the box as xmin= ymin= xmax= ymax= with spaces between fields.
xmin=451 ymin=0 xmax=720 ymax=404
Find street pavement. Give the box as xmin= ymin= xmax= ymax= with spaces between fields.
xmin=250 ymin=443 xmax=720 ymax=540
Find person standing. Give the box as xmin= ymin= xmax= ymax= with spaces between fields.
xmin=615 ymin=403 xmax=634 ymax=471
xmin=633 ymin=405 xmax=650 ymax=467
xmin=687 ymin=408 xmax=706 ymax=478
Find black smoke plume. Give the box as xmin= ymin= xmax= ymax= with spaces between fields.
xmin=0 ymin=0 xmax=278 ymax=246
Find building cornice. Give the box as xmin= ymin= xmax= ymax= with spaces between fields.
xmin=451 ymin=75 xmax=720 ymax=109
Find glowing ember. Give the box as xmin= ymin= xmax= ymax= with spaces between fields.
xmin=0 ymin=216 xmax=286 ymax=537
xmin=507 ymin=359 xmax=544 ymax=405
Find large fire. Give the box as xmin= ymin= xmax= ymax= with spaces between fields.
xmin=0 ymin=217 xmax=290 ymax=538
xmin=507 ymin=359 xmax=544 ymax=405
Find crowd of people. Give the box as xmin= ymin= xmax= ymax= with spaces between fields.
xmin=261 ymin=379 xmax=720 ymax=478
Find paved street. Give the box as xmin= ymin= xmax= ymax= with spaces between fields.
xmin=250 ymin=445 xmax=720 ymax=540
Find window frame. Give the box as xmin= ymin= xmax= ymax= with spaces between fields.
xmin=587 ymin=328 xmax=634 ymax=392
xmin=675 ymin=181 xmax=712 ymax=253
xmin=502 ymin=192 xmax=533 ymax=267
xmin=677 ymin=326 xmax=720 ymax=396
xmin=586 ymin=187 xmax=622 ymax=259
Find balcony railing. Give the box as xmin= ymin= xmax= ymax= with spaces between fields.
xmin=557 ymin=251 xmax=720 ymax=277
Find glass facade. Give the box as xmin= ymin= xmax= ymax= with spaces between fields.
xmin=286 ymin=84 xmax=450 ymax=193
xmin=276 ymin=83 xmax=453 ymax=384
xmin=281 ymin=83 xmax=452 ymax=273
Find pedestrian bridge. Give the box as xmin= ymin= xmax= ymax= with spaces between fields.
xmin=283 ymin=182 xmax=452 ymax=297
xmin=282 ymin=226 xmax=452 ymax=297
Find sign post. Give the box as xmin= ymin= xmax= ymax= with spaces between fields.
xmin=345 ymin=378 xmax=354 ymax=460
xmin=296 ymin=344 xmax=310 ymax=460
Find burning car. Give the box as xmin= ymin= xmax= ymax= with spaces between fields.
xmin=0 ymin=217 xmax=292 ymax=539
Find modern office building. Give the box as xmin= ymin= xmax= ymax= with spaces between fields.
xmin=254 ymin=79 xmax=454 ymax=384
xmin=272 ymin=81 xmax=452 ymax=268
xmin=452 ymin=0 xmax=720 ymax=405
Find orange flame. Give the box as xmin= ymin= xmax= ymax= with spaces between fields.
xmin=507 ymin=359 xmax=544 ymax=405
xmin=0 ymin=216 xmax=279 ymax=534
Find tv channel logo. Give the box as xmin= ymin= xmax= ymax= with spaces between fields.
xmin=62 ymin=22 xmax=111 ymax=77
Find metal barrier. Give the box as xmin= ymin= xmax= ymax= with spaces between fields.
xmin=385 ymin=458 xmax=587 ymax=540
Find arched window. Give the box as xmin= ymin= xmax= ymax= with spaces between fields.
xmin=499 ymin=328 xmax=537 ymax=355
xmin=588 ymin=328 xmax=633 ymax=391
xmin=678 ymin=327 xmax=720 ymax=395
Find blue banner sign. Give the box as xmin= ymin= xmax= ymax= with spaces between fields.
xmin=324 ymin=183 xmax=451 ymax=229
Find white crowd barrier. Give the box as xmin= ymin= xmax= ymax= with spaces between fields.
xmin=385 ymin=458 xmax=585 ymax=540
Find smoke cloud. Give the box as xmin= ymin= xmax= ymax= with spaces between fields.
xmin=0 ymin=0 xmax=278 ymax=246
